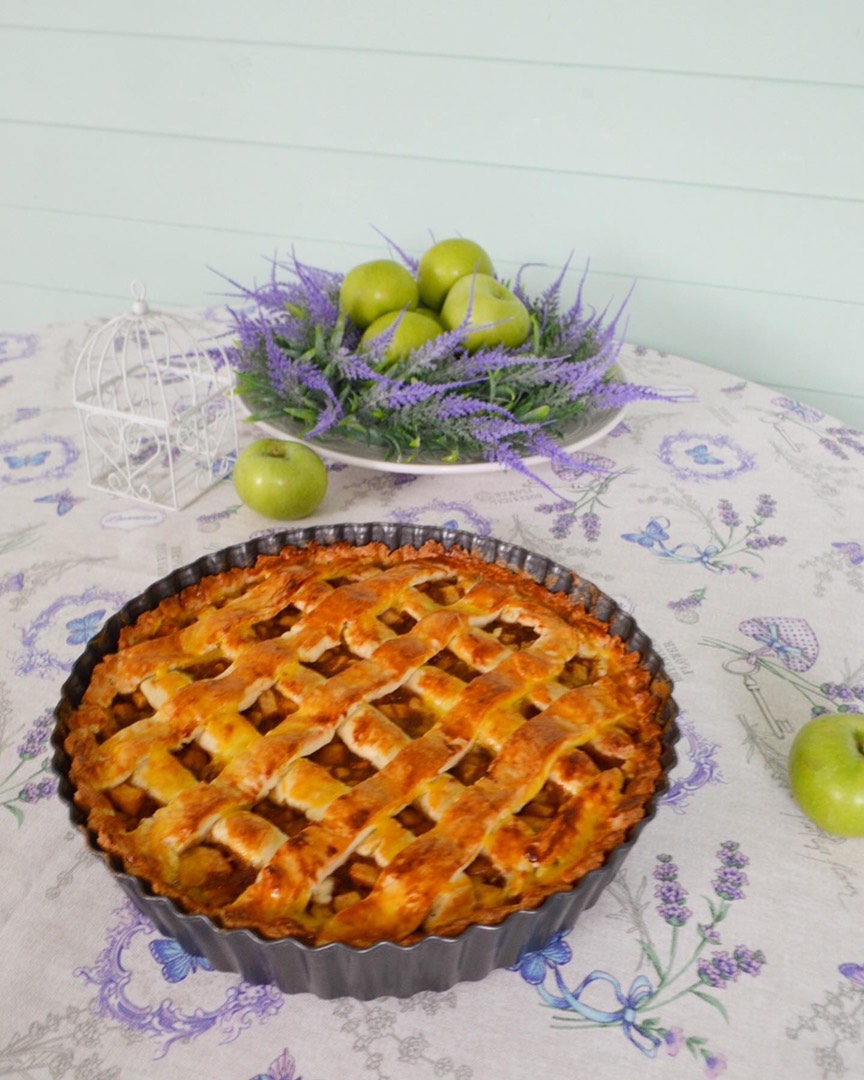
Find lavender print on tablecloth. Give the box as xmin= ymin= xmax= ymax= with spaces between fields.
xmin=657 ymin=432 xmax=756 ymax=483
xmin=770 ymin=396 xmax=824 ymax=424
xmin=668 ymin=588 xmax=708 ymax=623
xmin=704 ymin=620 xmax=864 ymax=745
xmin=76 ymin=901 xmax=283 ymax=1060
xmin=13 ymin=586 xmax=128 ymax=678
xmin=0 ymin=332 xmax=40 ymax=364
xmin=660 ymin=715 xmax=724 ymax=814
xmin=390 ymin=500 xmax=493 ymax=536
xmin=1 ymin=709 xmax=58 ymax=826
xmin=536 ymin=451 xmax=630 ymax=542
xmin=0 ymin=435 xmax=80 ymax=486
xmin=821 ymin=427 xmax=864 ymax=461
xmin=621 ymin=494 xmax=785 ymax=578
xmin=513 ymin=842 xmax=765 ymax=1077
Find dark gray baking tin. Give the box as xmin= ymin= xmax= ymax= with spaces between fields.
xmin=53 ymin=521 xmax=679 ymax=1000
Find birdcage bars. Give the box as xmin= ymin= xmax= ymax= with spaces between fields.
xmin=73 ymin=283 xmax=239 ymax=510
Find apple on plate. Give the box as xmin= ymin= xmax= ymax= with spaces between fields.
xmin=339 ymin=259 xmax=418 ymax=329
xmin=415 ymin=306 xmax=445 ymax=327
xmin=232 ymin=438 xmax=328 ymax=520
xmin=440 ymin=272 xmax=531 ymax=353
xmin=788 ymin=712 xmax=864 ymax=837
xmin=359 ymin=309 xmax=443 ymax=369
xmin=416 ymin=238 xmax=494 ymax=310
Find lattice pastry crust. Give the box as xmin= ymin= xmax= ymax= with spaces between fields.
xmin=65 ymin=540 xmax=669 ymax=948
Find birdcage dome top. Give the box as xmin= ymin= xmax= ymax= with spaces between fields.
xmin=73 ymin=281 xmax=234 ymax=421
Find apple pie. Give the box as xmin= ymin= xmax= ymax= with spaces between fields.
xmin=62 ymin=538 xmax=672 ymax=949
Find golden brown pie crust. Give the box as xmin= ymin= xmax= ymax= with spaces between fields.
xmin=64 ymin=540 xmax=670 ymax=948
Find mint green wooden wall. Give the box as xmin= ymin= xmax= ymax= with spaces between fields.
xmin=2 ymin=1 xmax=862 ymax=427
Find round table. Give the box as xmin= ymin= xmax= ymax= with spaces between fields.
xmin=1 ymin=317 xmax=862 ymax=1080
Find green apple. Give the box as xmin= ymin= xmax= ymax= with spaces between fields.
xmin=416 ymin=238 xmax=494 ymax=310
xmin=788 ymin=712 xmax=864 ymax=837
xmin=339 ymin=259 xmax=418 ymax=329
xmin=440 ymin=272 xmax=531 ymax=353
xmin=416 ymin=306 xmax=446 ymax=327
xmin=232 ymin=438 xmax=328 ymax=520
xmin=359 ymin=309 xmax=443 ymax=369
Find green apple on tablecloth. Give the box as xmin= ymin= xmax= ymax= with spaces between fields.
xmin=788 ymin=712 xmax=864 ymax=837
xmin=232 ymin=438 xmax=328 ymax=520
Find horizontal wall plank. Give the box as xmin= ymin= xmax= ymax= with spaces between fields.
xmin=1 ymin=208 xmax=862 ymax=417
xmin=3 ymin=124 xmax=861 ymax=308
xmin=2 ymin=30 xmax=863 ymax=201
xmin=619 ymin=277 xmax=864 ymax=403
xmin=1 ymin=1 xmax=863 ymax=86
xmin=2 ymin=1 xmax=861 ymax=436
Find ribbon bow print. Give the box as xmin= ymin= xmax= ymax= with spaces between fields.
xmin=540 ymin=968 xmax=661 ymax=1055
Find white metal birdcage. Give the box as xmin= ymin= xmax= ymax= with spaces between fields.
xmin=73 ymin=282 xmax=239 ymax=510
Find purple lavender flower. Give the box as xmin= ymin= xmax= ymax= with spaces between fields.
xmin=696 ymin=958 xmax=726 ymax=989
xmin=838 ymin=435 xmax=864 ymax=455
xmin=580 ymin=512 xmax=601 ymax=542
xmin=698 ymin=950 xmax=744 ymax=988
xmin=662 ymin=1027 xmax=685 ymax=1057
xmin=657 ymin=903 xmax=692 ymax=927
xmin=654 ymin=855 xmax=691 ymax=926
xmin=16 ymin=712 xmax=55 ymax=760
xmin=700 ymin=924 xmax=722 ymax=945
xmin=19 ymin=776 xmax=58 ymax=803
xmin=717 ymin=499 xmax=741 ymax=528
xmin=17 ymin=728 xmax=48 ymax=761
xmin=537 ymin=500 xmax=570 ymax=516
xmin=754 ymin=494 xmax=776 ymax=519
xmin=716 ymin=841 xmax=749 ymax=869
xmin=828 ymin=684 xmax=856 ymax=703
xmin=733 ymin=945 xmax=766 ymax=976
xmin=713 ymin=843 xmax=749 ymax=900
xmin=668 ymin=589 xmax=706 ymax=613
xmin=827 ymin=428 xmax=864 ymax=455
xmin=745 ymin=534 xmax=786 ymax=550
xmin=711 ymin=952 xmax=740 ymax=982
xmin=702 ymin=1050 xmax=728 ymax=1078
xmin=655 ymin=882 xmax=688 ymax=905
xmin=713 ymin=868 xmax=749 ymax=900
xmin=654 ymin=854 xmax=679 ymax=881
xmin=820 ymin=437 xmax=849 ymax=460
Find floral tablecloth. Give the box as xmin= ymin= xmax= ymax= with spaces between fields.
xmin=2 ymin=313 xmax=863 ymax=1080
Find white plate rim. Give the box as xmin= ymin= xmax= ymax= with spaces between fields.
xmin=236 ymin=395 xmax=627 ymax=475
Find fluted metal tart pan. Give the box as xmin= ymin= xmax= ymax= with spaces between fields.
xmin=52 ymin=521 xmax=679 ymax=1000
